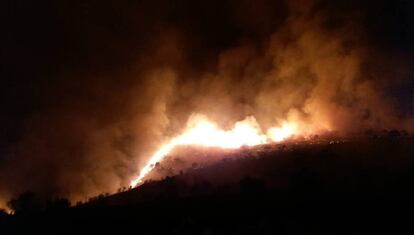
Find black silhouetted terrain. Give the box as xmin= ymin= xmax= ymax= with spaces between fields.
xmin=3 ymin=134 xmax=414 ymax=234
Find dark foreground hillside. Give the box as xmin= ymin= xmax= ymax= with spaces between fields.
xmin=3 ymin=136 xmax=414 ymax=234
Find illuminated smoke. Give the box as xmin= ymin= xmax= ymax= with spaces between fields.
xmin=0 ymin=0 xmax=413 ymax=205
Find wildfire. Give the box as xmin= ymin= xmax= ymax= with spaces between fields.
xmin=267 ymin=122 xmax=297 ymax=142
xmin=130 ymin=114 xmax=298 ymax=187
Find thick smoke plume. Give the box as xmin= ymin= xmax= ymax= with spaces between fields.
xmin=1 ymin=0 xmax=413 ymax=207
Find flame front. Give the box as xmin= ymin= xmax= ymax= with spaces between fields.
xmin=130 ymin=114 xmax=298 ymax=187
xmin=267 ymin=122 xmax=297 ymax=142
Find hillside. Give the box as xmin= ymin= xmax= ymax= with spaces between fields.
xmin=3 ymin=136 xmax=414 ymax=234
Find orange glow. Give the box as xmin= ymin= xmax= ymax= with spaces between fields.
xmin=130 ymin=114 xmax=299 ymax=187
xmin=267 ymin=122 xmax=297 ymax=142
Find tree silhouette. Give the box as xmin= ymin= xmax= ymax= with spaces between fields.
xmin=46 ymin=198 xmax=70 ymax=211
xmin=7 ymin=192 xmax=42 ymax=214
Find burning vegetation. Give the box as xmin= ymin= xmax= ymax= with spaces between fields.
xmin=130 ymin=114 xmax=300 ymax=187
xmin=1 ymin=0 xmax=414 ymax=213
xmin=3 ymin=135 xmax=414 ymax=234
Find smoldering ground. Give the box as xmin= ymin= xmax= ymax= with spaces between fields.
xmin=1 ymin=0 xmax=413 ymax=206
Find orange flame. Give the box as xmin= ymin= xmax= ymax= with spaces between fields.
xmin=267 ymin=122 xmax=297 ymax=142
xmin=130 ymin=114 xmax=298 ymax=187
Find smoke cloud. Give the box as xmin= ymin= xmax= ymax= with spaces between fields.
xmin=1 ymin=0 xmax=413 ymax=206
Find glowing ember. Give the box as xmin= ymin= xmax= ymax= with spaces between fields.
xmin=130 ymin=114 xmax=298 ymax=187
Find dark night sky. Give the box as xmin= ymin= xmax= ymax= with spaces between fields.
xmin=2 ymin=0 xmax=414 ymax=145
xmin=1 ymin=0 xmax=414 ymax=203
